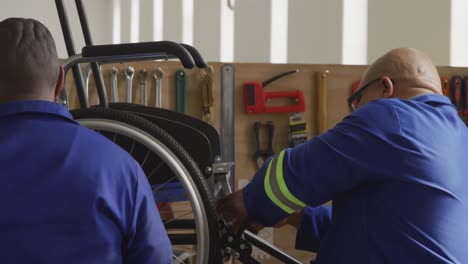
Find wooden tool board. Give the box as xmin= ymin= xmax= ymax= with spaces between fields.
xmin=65 ymin=61 xmax=468 ymax=263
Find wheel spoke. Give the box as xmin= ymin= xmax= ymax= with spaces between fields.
xmin=140 ymin=150 xmax=150 ymax=167
xmin=159 ymin=210 xmax=194 ymax=214
xmin=152 ymin=175 xmax=177 ymax=193
xmin=164 ymin=211 xmax=194 ymax=225
xmin=147 ymin=160 xmax=165 ymax=180
xmin=129 ymin=139 xmax=135 ymax=155
xmin=77 ymin=117 xmax=215 ymax=263
xmin=173 ymin=253 xmax=187 ymax=264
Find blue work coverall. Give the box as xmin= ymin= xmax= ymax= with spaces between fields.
xmin=244 ymin=94 xmax=468 ymax=263
xmin=0 ymin=100 xmax=172 ymax=263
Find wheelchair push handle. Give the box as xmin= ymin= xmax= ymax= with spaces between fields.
xmin=81 ymin=41 xmax=196 ymax=69
xmin=179 ymin=43 xmax=207 ymax=68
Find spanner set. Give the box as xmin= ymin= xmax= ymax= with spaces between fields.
xmin=85 ymin=65 xmax=168 ymax=107
xmin=82 ymin=65 xmax=219 ymax=126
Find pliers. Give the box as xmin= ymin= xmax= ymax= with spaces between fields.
xmin=253 ymin=121 xmax=275 ymax=169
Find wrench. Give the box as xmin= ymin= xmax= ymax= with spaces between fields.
xmin=176 ymin=69 xmax=186 ymax=113
xmin=83 ymin=63 xmax=92 ymax=104
xmin=153 ymin=68 xmax=164 ymax=107
xmin=139 ymin=69 xmax=148 ymax=106
xmin=201 ymin=65 xmax=214 ymax=124
xmin=125 ymin=66 xmax=135 ymax=103
xmin=110 ymin=67 xmax=119 ymax=102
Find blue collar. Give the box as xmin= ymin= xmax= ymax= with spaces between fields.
xmin=0 ymin=100 xmax=74 ymax=121
xmin=409 ymin=94 xmax=452 ymax=105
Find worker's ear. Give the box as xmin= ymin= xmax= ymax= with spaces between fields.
xmin=54 ymin=65 xmax=64 ymax=99
xmin=381 ymin=76 xmax=394 ymax=98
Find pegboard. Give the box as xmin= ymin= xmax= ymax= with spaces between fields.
xmin=64 ymin=61 xmax=468 ymax=264
xmin=65 ymin=61 xmax=222 ymax=131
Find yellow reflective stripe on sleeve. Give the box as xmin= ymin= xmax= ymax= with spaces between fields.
xmin=264 ymin=150 xmax=306 ymax=214
xmin=275 ymin=150 xmax=306 ymax=209
xmin=264 ymin=156 xmax=295 ymax=214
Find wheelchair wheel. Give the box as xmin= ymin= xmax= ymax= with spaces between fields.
xmin=71 ymin=108 xmax=220 ymax=264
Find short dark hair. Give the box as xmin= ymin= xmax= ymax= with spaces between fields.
xmin=0 ymin=18 xmax=60 ymax=98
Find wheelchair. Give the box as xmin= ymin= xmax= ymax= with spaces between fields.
xmin=55 ymin=1 xmax=305 ymax=263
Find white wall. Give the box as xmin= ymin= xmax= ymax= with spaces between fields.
xmin=234 ymin=0 xmax=272 ymax=62
xmin=288 ymin=0 xmax=343 ymax=64
xmin=193 ymin=0 xmax=222 ymax=61
xmin=0 ymin=0 xmax=463 ymax=66
xmin=367 ymin=0 xmax=450 ymax=65
xmin=450 ymin=0 xmax=468 ymax=66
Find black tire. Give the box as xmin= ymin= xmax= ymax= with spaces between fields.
xmin=106 ymin=102 xmax=221 ymax=180
xmin=71 ymin=107 xmax=220 ymax=263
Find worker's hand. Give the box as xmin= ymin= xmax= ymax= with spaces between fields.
xmin=217 ymin=190 xmax=262 ymax=233
xmin=273 ymin=210 xmax=303 ymax=230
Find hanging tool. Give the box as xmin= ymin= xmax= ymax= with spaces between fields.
xmin=220 ymin=64 xmax=236 ymax=192
xmin=253 ymin=121 xmax=275 ymax=169
xmin=351 ymin=80 xmax=360 ymax=94
xmin=440 ymin=76 xmax=450 ymax=97
xmin=316 ymin=70 xmax=330 ymax=134
xmin=83 ymin=63 xmax=92 ymax=105
xmin=110 ymin=67 xmax=119 ymax=102
xmin=243 ymin=69 xmax=304 ymax=114
xmin=125 ymin=66 xmax=135 ymax=103
xmin=139 ymin=69 xmax=148 ymax=106
xmin=463 ymin=76 xmax=468 ymax=116
xmin=176 ymin=69 xmax=186 ymax=113
xmin=289 ymin=113 xmax=307 ymax=147
xmin=349 ymin=80 xmax=360 ymax=111
xmin=253 ymin=122 xmax=264 ymax=169
xmin=201 ymin=65 xmax=214 ymax=124
xmin=450 ymin=76 xmax=463 ymax=114
xmin=153 ymin=68 xmax=164 ymax=108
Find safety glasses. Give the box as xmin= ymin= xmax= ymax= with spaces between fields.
xmin=347 ymin=78 xmax=381 ymax=111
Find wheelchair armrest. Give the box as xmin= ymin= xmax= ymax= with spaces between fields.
xmin=82 ymin=41 xmax=196 ymax=69
xmin=180 ymin=43 xmax=207 ymax=68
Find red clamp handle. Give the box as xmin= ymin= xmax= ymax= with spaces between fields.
xmin=264 ymin=90 xmax=305 ymax=113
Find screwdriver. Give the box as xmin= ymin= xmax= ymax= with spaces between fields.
xmin=450 ymin=76 xmax=463 ymax=114
xmin=463 ymin=76 xmax=468 ymax=116
xmin=350 ymin=80 xmax=361 ymax=111
xmin=440 ymin=76 xmax=450 ymax=97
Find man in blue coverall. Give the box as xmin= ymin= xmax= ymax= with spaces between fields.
xmin=218 ymin=47 xmax=468 ymax=263
xmin=0 ymin=18 xmax=172 ymax=263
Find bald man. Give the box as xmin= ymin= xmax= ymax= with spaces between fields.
xmin=218 ymin=48 xmax=468 ymax=263
xmin=0 ymin=18 xmax=172 ymax=263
